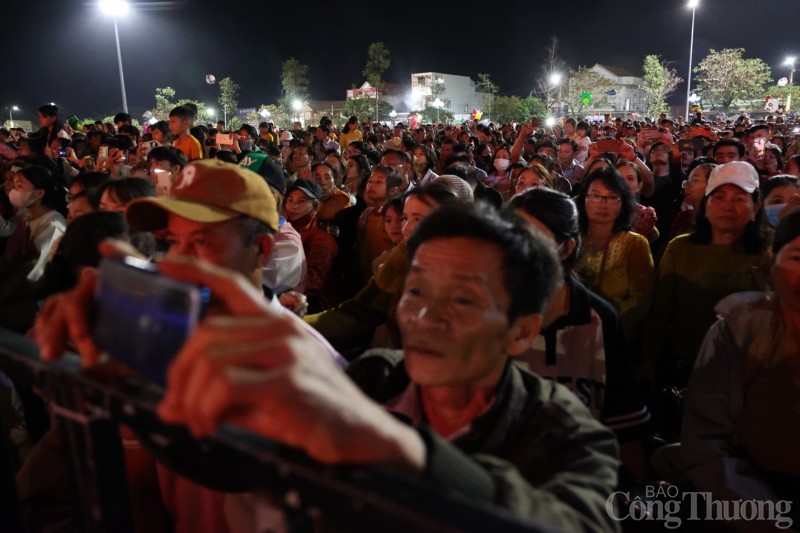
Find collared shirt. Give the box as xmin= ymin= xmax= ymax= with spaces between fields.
xmin=561 ymin=159 xmax=584 ymax=187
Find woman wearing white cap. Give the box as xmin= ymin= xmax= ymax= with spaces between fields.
xmin=642 ymin=161 xmax=769 ymax=390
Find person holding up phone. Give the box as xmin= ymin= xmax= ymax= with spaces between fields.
xmin=31 ymin=159 xmax=343 ymax=533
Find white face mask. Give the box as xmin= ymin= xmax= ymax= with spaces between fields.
xmin=9 ymin=189 xmax=36 ymax=209
xmin=493 ymin=158 xmax=510 ymax=173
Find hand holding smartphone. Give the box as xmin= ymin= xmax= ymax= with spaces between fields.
xmin=92 ymin=256 xmax=204 ymax=386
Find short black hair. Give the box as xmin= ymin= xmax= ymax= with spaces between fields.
xmin=98 ymin=177 xmax=156 ymax=205
xmin=407 ymin=202 xmax=562 ymax=322
xmin=169 ymin=106 xmax=193 ymax=120
xmin=557 ymin=138 xmax=578 ymax=152
xmin=148 ymin=146 xmax=187 ymax=170
xmin=506 ymin=188 xmax=581 ymax=271
xmin=713 ymin=138 xmax=745 ymax=158
xmin=113 ymin=113 xmax=131 ymax=124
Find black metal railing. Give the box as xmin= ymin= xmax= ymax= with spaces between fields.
xmin=0 ymin=328 xmax=549 ymax=532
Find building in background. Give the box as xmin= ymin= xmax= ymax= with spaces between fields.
xmin=411 ymin=72 xmax=490 ymax=121
xmin=588 ymin=64 xmax=649 ymax=117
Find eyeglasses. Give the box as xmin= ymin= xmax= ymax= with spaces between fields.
xmin=586 ymin=193 xmax=622 ymax=205
xmin=681 ymin=178 xmax=704 ymax=189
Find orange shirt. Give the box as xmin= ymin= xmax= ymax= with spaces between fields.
xmin=173 ymin=134 xmax=203 ymax=161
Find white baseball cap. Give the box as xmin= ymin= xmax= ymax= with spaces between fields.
xmin=705 ymin=161 xmax=759 ymax=196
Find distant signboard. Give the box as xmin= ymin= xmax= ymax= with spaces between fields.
xmin=347 ymin=87 xmax=377 ymax=99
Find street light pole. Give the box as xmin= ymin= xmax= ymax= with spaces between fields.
xmin=786 ymin=56 xmax=797 ymax=113
xmin=685 ymin=0 xmax=698 ymax=122
xmin=100 ymin=1 xmax=130 ymax=113
xmin=8 ymin=106 xmax=19 ymax=128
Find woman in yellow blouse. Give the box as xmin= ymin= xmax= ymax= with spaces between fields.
xmin=339 ymin=116 xmax=363 ymax=151
xmin=574 ymin=167 xmax=655 ymax=344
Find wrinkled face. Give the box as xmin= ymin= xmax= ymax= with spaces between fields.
xmin=397 ymin=237 xmax=515 ymax=388
xmin=704 ymin=184 xmax=757 ymax=235
xmin=773 ymin=235 xmax=800 ymax=314
xmin=384 ymin=207 xmax=404 ymax=245
xmin=284 ymin=189 xmax=315 ymax=220
xmin=164 ymin=215 xmax=259 ymax=278
xmin=715 ymin=145 xmax=740 ymax=165
xmin=291 ymin=147 xmax=311 ymax=170
xmin=401 ymin=195 xmax=434 ymax=242
xmin=584 ymin=180 xmax=623 ymax=226
xmin=313 ymin=165 xmax=336 ymax=197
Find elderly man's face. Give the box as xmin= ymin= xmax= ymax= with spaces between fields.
xmin=163 ymin=214 xmax=266 ymax=281
xmin=397 ymin=237 xmax=521 ymax=388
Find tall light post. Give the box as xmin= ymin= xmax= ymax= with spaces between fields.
xmin=684 ymin=0 xmax=699 ymax=121
xmin=785 ymin=56 xmax=797 ymax=113
xmin=432 ymin=98 xmax=444 ymax=124
xmin=292 ymin=99 xmax=303 ymax=124
xmin=100 ymin=0 xmax=130 ymax=113
xmin=550 ymin=72 xmax=563 ymax=116
xmin=7 ymin=106 xmax=19 ymax=128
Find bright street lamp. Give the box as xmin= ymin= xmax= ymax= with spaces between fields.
xmin=7 ymin=106 xmax=19 ymax=128
xmin=549 ymin=73 xmax=562 ymax=86
xmin=100 ymin=0 xmax=130 ymax=113
xmin=259 ymin=109 xmax=271 ymax=119
xmin=207 ymin=107 xmax=216 ymax=122
xmin=685 ymin=0 xmax=699 ymax=121
xmin=785 ymin=56 xmax=797 ymax=113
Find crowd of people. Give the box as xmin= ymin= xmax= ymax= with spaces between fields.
xmin=1 ymin=101 xmax=799 ymax=531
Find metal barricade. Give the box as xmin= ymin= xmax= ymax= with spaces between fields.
xmin=0 ymin=328 xmax=548 ymax=532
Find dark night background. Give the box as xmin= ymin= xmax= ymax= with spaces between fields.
xmin=3 ymin=0 xmax=796 ymax=122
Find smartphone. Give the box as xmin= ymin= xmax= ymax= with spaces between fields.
xmin=640 ymin=129 xmax=663 ymax=141
xmin=596 ymin=139 xmax=621 ymax=154
xmin=57 ymin=148 xmax=69 ymax=157
xmin=97 ymin=146 xmax=109 ymax=162
xmin=689 ymin=126 xmax=712 ymax=139
xmin=678 ymin=138 xmax=705 ymax=153
xmin=92 ymin=256 xmax=204 ymax=386
xmin=216 ymin=133 xmax=234 ymax=145
xmin=116 ymin=151 xmax=129 ymax=164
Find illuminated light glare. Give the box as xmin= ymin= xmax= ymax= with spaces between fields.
xmin=545 ymin=117 xmax=556 ymax=127
xmin=549 ymin=73 xmax=562 ymax=86
xmin=688 ymin=0 xmax=699 ymax=8
xmin=292 ymin=100 xmax=303 ymax=111
xmin=148 ymin=117 xmax=158 ymax=125
xmin=99 ymin=0 xmax=129 ymax=16
xmin=785 ymin=56 xmax=797 ymax=66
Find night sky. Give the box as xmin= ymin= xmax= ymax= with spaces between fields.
xmin=4 ymin=0 xmax=795 ymax=123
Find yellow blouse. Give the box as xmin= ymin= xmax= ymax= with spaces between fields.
xmin=574 ymin=231 xmax=655 ymax=336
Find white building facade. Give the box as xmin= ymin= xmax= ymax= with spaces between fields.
xmin=411 ymin=72 xmax=490 ymax=121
